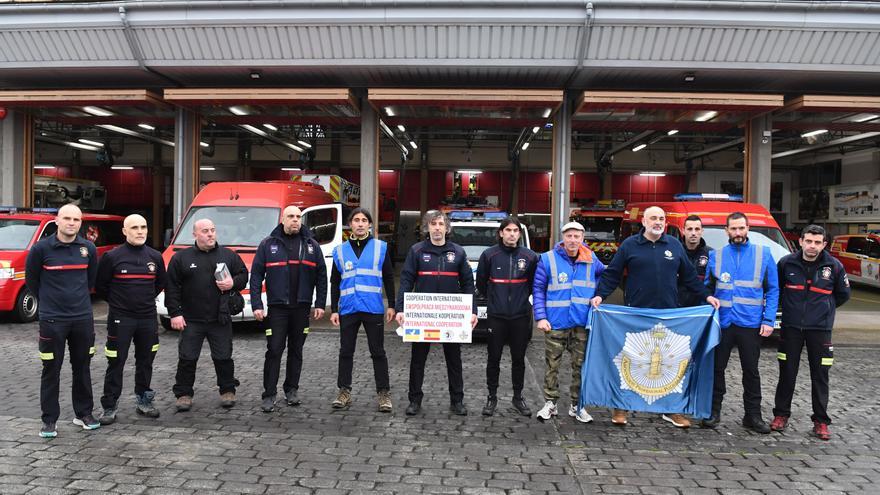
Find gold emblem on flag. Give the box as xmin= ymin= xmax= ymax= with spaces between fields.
xmin=613 ymin=323 xmax=691 ymax=404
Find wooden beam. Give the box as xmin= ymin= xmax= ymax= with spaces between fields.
xmin=780 ymin=94 xmax=880 ymax=114
xmin=0 ymin=89 xmax=163 ymax=107
xmin=164 ymin=88 xmax=354 ymax=106
xmin=368 ymin=88 xmax=563 ymax=107
xmin=579 ymin=91 xmax=784 ymax=112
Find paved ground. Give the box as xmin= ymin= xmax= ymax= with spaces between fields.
xmin=0 ymin=303 xmax=878 ymax=494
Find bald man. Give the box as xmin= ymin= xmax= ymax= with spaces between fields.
xmin=592 ymin=206 xmax=719 ymax=427
xmin=165 ymin=219 xmax=248 ymax=411
xmin=250 ymin=205 xmax=327 ymax=412
xmin=94 ymin=214 xmax=167 ymax=424
xmin=26 ymin=204 xmax=100 ymax=438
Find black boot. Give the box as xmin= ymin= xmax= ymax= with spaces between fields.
xmin=450 ymin=401 xmax=468 ymax=416
xmin=511 ymin=395 xmax=531 ymax=416
xmin=405 ymin=401 xmax=421 ymax=416
xmin=742 ymin=415 xmax=771 ymax=434
xmin=701 ymin=411 xmax=721 ymax=429
xmin=481 ymin=396 xmax=497 ymax=416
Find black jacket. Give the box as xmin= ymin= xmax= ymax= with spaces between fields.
xmin=330 ymin=235 xmax=395 ymax=313
xmin=165 ymin=243 xmax=248 ymax=324
xmin=678 ymin=238 xmax=713 ymax=307
xmin=96 ymin=242 xmax=167 ymax=318
xmin=249 ymin=224 xmax=327 ymax=310
xmin=778 ymin=249 xmax=850 ymax=330
xmin=475 ymin=243 xmax=539 ymax=319
xmin=25 ymin=234 xmax=97 ymax=321
xmin=396 ymin=239 xmax=476 ymax=314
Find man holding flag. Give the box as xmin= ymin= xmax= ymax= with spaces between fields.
xmin=591 ymin=206 xmax=720 ymax=427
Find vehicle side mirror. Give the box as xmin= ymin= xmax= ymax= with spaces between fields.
xmin=163 ymin=228 xmax=173 ymax=248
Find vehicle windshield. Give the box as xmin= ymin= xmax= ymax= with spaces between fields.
xmin=577 ymin=216 xmax=620 ymax=241
xmin=702 ymin=226 xmax=792 ymax=263
xmin=173 ymin=206 xmax=280 ymax=247
xmin=450 ymin=225 xmax=527 ymax=261
xmin=0 ymin=220 xmax=40 ymax=250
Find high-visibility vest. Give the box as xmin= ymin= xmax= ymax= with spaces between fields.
xmin=333 ymin=239 xmax=386 ymax=315
xmin=713 ymin=242 xmax=766 ymax=327
xmin=541 ymin=249 xmax=596 ymax=330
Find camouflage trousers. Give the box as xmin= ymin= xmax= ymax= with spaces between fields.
xmin=543 ymin=326 xmax=588 ymax=402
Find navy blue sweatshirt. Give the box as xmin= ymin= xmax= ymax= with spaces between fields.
xmin=96 ymin=242 xmax=167 ymax=318
xmin=25 ymin=234 xmax=97 ymax=321
xmin=396 ymin=239 xmax=476 ymax=314
xmin=475 ymin=243 xmax=539 ymax=319
xmin=596 ymin=230 xmax=708 ymax=309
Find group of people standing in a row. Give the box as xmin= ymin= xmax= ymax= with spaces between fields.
xmin=27 ymin=203 xmax=848 ymax=442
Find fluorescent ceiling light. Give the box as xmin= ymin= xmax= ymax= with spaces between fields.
xmin=457 ymin=170 xmax=482 ymax=174
xmin=384 ymin=107 xmax=395 ymax=117
xmin=521 ymin=142 xmax=530 ymax=150
xmin=853 ymin=114 xmax=879 ymax=123
xmin=138 ymin=123 xmax=155 ymax=131
xmin=296 ymin=140 xmax=312 ymax=149
xmin=241 ymin=124 xmax=268 ymax=137
xmin=284 ymin=142 xmax=305 ymax=152
xmin=82 ymin=106 xmax=113 ymax=117
xmin=78 ymin=138 xmax=104 ymax=147
xmin=639 ymin=172 xmax=666 ymax=177
xmin=695 ymin=111 xmax=718 ymax=122
xmin=228 ymin=106 xmax=249 ymax=116
xmin=542 ymin=108 xmax=552 ymax=118
xmin=532 ymin=126 xmax=540 ymax=134
xmin=66 ymin=141 xmax=100 ymax=151
xmin=199 ymin=141 xmax=211 ymax=148
xmin=397 ymin=124 xmax=406 ymax=132
xmin=281 ymin=167 xmax=301 ymax=171
xmin=199 ymin=166 xmax=215 ymax=171
xmin=98 ymin=125 xmax=175 ymax=147
xmin=111 ymin=166 xmax=134 ymax=170
xmin=632 ymin=143 xmax=647 ymax=152
xmin=263 ymin=124 xmax=278 ymax=131
xmin=801 ymin=129 xmax=828 ymax=138
xmin=242 ymin=124 xmax=303 ymax=151
xmin=667 ymin=129 xmax=679 ymax=136
xmin=380 ymin=169 xmax=394 ymax=173
xmin=409 ymin=141 xmax=418 ymax=149
xmin=34 ymin=165 xmax=56 ymax=169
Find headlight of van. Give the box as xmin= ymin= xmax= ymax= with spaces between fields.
xmin=0 ymin=267 xmax=14 ymax=280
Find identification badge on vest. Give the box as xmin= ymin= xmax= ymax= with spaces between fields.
xmin=79 ymin=246 xmax=89 ymax=258
xmin=446 ymin=252 xmax=455 ymax=262
xmin=517 ymin=258 xmax=527 ymax=271
xmin=558 ymin=272 xmax=568 ymax=283
xmin=820 ymin=266 xmax=832 ymax=280
xmin=720 ymin=272 xmax=731 ymax=283
xmin=344 ymin=261 xmax=353 ymax=271
xmin=147 ymin=262 xmax=157 ymax=273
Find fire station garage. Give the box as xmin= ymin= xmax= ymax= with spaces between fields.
xmin=1 ymin=0 xmax=880 ymax=317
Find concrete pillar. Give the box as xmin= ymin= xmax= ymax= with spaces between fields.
xmin=744 ymin=115 xmax=772 ymax=208
xmin=550 ymin=93 xmax=573 ymax=242
xmin=359 ymin=101 xmax=380 ymax=216
xmin=0 ymin=110 xmax=34 ymax=207
xmin=173 ymin=108 xmax=200 ymax=227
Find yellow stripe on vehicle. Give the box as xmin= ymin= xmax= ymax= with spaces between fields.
xmin=265 ymin=328 xmax=272 ymax=336
xmin=777 ymin=352 xmax=786 ymax=361
xmin=151 ymin=344 xmax=160 ymax=352
xmin=821 ymin=358 xmax=833 ymax=366
xmin=39 ymin=352 xmax=54 ymax=361
xmin=104 ymin=348 xmax=117 ymax=358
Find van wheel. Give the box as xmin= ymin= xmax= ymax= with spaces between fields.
xmin=14 ymin=287 xmax=38 ymax=323
xmin=159 ymin=316 xmax=173 ymax=331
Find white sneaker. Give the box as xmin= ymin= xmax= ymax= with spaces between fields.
xmin=536 ymin=400 xmax=557 ymax=421
xmin=569 ymin=404 xmax=594 ymax=423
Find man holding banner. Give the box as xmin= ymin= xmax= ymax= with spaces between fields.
xmin=396 ymin=210 xmax=477 ymax=416
xmin=533 ymin=221 xmax=605 ymax=423
xmin=591 ymin=206 xmax=719 ymax=427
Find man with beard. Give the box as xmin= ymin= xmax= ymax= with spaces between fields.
xmin=592 ymin=206 xmax=719 ymax=428
xmin=679 ymin=215 xmax=713 ymax=307
xmin=250 ymin=205 xmax=327 ymax=412
xmin=96 ymin=214 xmax=167 ymax=424
xmin=702 ymin=212 xmax=779 ymax=433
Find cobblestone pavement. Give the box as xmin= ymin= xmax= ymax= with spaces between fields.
xmin=0 ymin=307 xmax=878 ymax=494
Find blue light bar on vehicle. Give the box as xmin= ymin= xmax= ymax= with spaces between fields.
xmin=673 ymin=193 xmax=743 ymax=202
xmin=448 ymin=211 xmax=474 ymax=220
xmin=483 ymin=212 xmax=508 ymax=220
xmin=0 ymin=206 xmax=59 ymax=214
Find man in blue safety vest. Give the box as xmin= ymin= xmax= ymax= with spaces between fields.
xmin=533 ymin=221 xmax=604 ymax=424
xmin=329 ymin=208 xmax=396 ymax=413
xmin=702 ymin=211 xmax=779 ymax=433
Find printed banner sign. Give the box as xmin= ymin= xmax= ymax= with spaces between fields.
xmin=398 ymin=292 xmax=473 ymax=343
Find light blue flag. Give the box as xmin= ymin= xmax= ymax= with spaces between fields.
xmin=579 ymin=304 xmax=720 ymax=419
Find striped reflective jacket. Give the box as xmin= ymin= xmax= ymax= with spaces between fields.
xmin=333 ymin=238 xmax=386 ymax=315
xmin=706 ymin=240 xmax=779 ymax=329
xmin=533 ymin=243 xmax=605 ymax=330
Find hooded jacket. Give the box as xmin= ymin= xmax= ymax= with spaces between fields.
xmin=475 ymin=242 xmax=539 ymax=320
xmin=250 ymin=223 xmax=327 ymax=311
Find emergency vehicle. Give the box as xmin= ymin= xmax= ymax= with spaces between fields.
xmin=569 ymin=199 xmax=626 ymax=265
xmin=830 ymin=233 xmax=880 ymax=288
xmin=446 ymin=209 xmax=531 ymax=335
xmin=155 ymin=180 xmax=347 ymax=329
xmin=621 ymin=194 xmax=791 ymax=328
xmin=0 ymin=207 xmax=124 ymax=322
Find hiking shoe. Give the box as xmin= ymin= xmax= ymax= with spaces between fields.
xmin=285 ymin=390 xmax=301 ymax=406
xmin=569 ymin=405 xmax=594 ymax=424
xmin=220 ymin=392 xmax=236 ymax=408
xmin=175 ymin=395 xmax=193 ymax=412
xmin=98 ymin=407 xmax=117 ymax=425
xmin=742 ymin=415 xmax=771 ymax=434
xmin=136 ymin=391 xmax=160 ymax=418
xmin=770 ymin=415 xmax=788 ymax=432
xmin=536 ymin=400 xmax=557 ymax=421
xmin=701 ymin=412 xmax=721 ymax=429
xmin=377 ymin=390 xmax=393 ymax=413
xmin=261 ymin=396 xmax=276 ymax=413
xmin=39 ymin=422 xmax=57 ymax=438
xmin=813 ymin=421 xmax=831 ymax=441
xmin=450 ymin=402 xmax=467 ymax=416
xmin=612 ymin=409 xmax=628 ymax=425
xmin=332 ymin=389 xmax=352 ymax=409
xmin=73 ymin=415 xmax=101 ymax=430
xmin=662 ymin=414 xmax=691 ymax=429
xmin=405 ymin=401 xmax=421 ymax=416
xmin=481 ymin=397 xmax=497 ymax=416
xmin=512 ymin=396 xmax=531 ymax=416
